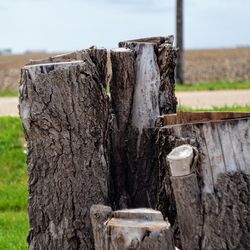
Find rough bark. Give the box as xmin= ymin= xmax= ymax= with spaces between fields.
xmin=117 ymin=37 xmax=177 ymax=208
xmin=202 ymin=172 xmax=250 ymax=250
xmin=28 ymin=47 xmax=108 ymax=88
xmin=109 ymin=48 xmax=136 ymax=209
xmin=167 ymin=143 xmax=202 ymax=250
xmin=19 ymin=55 xmax=110 ymax=249
xmin=170 ymin=173 xmax=202 ymax=250
xmin=158 ymin=42 xmax=178 ymax=114
xmin=90 ymin=205 xmax=112 ymax=250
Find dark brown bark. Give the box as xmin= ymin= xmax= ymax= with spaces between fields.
xmin=158 ymin=42 xmax=178 ymax=114
xmin=116 ymin=37 xmax=177 ymax=209
xmin=19 ymin=51 xmax=110 ymax=249
xmin=202 ymin=172 xmax=250 ymax=250
xmin=109 ymin=48 xmax=136 ymax=209
xmin=171 ymin=174 xmax=202 ymax=250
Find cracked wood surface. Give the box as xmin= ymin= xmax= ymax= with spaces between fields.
xmin=109 ymin=48 xmax=136 ymax=209
xmin=19 ymin=50 xmax=110 ymax=249
xmin=158 ymin=115 xmax=250 ymax=249
xmin=116 ymin=37 xmax=177 ymax=208
xmin=90 ymin=206 xmax=175 ymax=250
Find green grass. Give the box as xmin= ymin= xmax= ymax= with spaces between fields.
xmin=176 ymin=81 xmax=250 ymax=92
xmin=0 ymin=91 xmax=18 ymax=97
xmin=1 ymin=81 xmax=250 ymax=96
xmin=0 ymin=117 xmax=28 ymax=250
xmin=178 ymin=104 xmax=250 ymax=112
xmin=0 ymin=211 xmax=28 ymax=250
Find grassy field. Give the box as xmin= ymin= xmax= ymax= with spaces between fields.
xmin=178 ymin=104 xmax=250 ymax=112
xmin=1 ymin=47 xmax=250 ymax=92
xmin=185 ymin=47 xmax=250 ymax=83
xmin=176 ymin=81 xmax=250 ymax=92
xmin=0 ymin=117 xmax=28 ymax=250
xmin=0 ymin=91 xmax=18 ymax=97
xmin=0 ymin=52 xmax=57 ymax=92
xmin=1 ymin=81 xmax=250 ymax=98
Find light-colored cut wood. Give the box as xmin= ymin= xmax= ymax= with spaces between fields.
xmin=167 ymin=144 xmax=194 ymax=176
xmin=161 ymin=112 xmax=250 ymax=192
xmin=203 ymin=123 xmax=226 ymax=185
xmin=130 ymin=43 xmax=161 ymax=130
xmin=105 ymin=208 xmax=175 ymax=250
xmin=217 ymin=122 xmax=239 ymax=172
xmin=112 ymin=208 xmax=164 ymax=221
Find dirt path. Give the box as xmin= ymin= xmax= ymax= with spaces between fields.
xmin=176 ymin=90 xmax=250 ymax=108
xmin=0 ymin=97 xmax=18 ymax=116
xmin=0 ymin=90 xmax=250 ymax=116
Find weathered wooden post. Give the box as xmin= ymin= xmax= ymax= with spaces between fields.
xmin=90 ymin=206 xmax=175 ymax=250
xmin=19 ymin=49 xmax=110 ymax=249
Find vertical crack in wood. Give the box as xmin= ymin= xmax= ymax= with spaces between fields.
xmin=117 ymin=36 xmax=177 ymax=208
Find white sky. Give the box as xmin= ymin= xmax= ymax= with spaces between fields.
xmin=0 ymin=0 xmax=250 ymax=53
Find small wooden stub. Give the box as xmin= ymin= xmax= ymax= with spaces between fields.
xmin=90 ymin=206 xmax=175 ymax=250
xmin=105 ymin=208 xmax=175 ymax=250
xmin=167 ymin=144 xmax=194 ymax=177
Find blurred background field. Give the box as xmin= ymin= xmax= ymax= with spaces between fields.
xmin=1 ymin=48 xmax=250 ymax=94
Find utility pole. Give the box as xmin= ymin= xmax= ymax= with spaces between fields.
xmin=176 ymin=0 xmax=184 ymax=84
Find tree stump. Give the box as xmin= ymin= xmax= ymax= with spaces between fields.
xmin=19 ymin=37 xmax=179 ymax=249
xmin=19 ymin=51 xmax=110 ymax=250
xmin=19 ymin=38 xmax=250 ymax=250
xmin=110 ymin=37 xmax=177 ymax=208
xmin=90 ymin=206 xmax=175 ymax=250
xmin=158 ymin=112 xmax=250 ymax=249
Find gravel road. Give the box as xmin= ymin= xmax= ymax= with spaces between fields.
xmin=1 ymin=90 xmax=250 ymax=116
xmin=0 ymin=97 xmax=19 ymax=116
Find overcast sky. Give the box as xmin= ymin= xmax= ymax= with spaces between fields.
xmin=0 ymin=0 xmax=250 ymax=53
